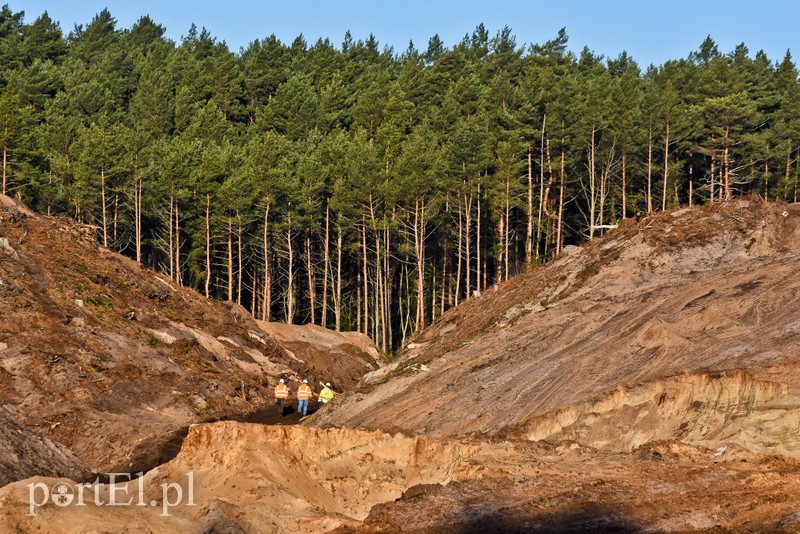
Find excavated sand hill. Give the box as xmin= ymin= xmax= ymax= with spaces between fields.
xmin=257 ymin=321 xmax=383 ymax=389
xmin=0 ymin=422 xmax=463 ymax=532
xmin=0 ymin=195 xmax=377 ymax=481
xmin=318 ymin=200 xmax=800 ymax=459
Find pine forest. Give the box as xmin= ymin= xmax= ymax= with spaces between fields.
xmin=2 ymin=7 xmax=800 ymax=351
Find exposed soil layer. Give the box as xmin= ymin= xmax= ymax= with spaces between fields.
xmin=0 ymin=422 xmax=462 ymax=532
xmin=2 ymin=423 xmax=799 ymax=533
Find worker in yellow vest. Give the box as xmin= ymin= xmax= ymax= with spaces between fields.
xmin=274 ymin=378 xmax=289 ymax=416
xmin=318 ymin=383 xmax=335 ymax=404
xmin=297 ymin=379 xmax=312 ymax=416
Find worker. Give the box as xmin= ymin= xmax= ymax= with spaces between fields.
xmin=318 ymin=382 xmax=335 ymax=404
xmin=297 ymin=379 xmax=312 ymax=416
xmin=274 ymin=379 xmax=289 ymax=416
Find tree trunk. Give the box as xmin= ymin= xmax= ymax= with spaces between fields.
xmin=135 ymin=176 xmax=142 ymax=263
xmin=322 ymin=205 xmax=330 ymax=328
xmin=384 ymin=220 xmax=391 ymax=350
xmin=465 ymin=189 xmax=472 ymax=299
xmin=792 ymin=147 xmax=800 ymax=202
xmin=2 ymin=137 xmax=6 ymax=196
xmin=356 ymin=270 xmax=362 ymax=334
xmin=286 ymin=213 xmax=294 ymax=324
xmin=504 ymin=174 xmax=510 ymax=280
xmin=476 ymin=181 xmax=482 ymax=291
xmin=168 ymin=194 xmax=174 ymax=280
xmin=497 ymin=210 xmax=505 ymax=282
xmin=589 ymin=126 xmax=597 ymax=239
xmin=205 ymin=194 xmax=211 ymax=298
xmin=536 ymin=114 xmax=546 ymax=259
xmin=662 ymin=120 xmax=670 ymax=211
xmin=373 ymin=230 xmax=380 ymax=343
xmin=101 ymin=167 xmax=108 ymax=248
xmin=251 ymin=269 xmax=257 ymax=316
xmin=647 ymin=127 xmax=653 ymax=213
xmin=557 ymin=137 xmax=566 ymax=255
xmin=621 ymin=151 xmax=627 ymax=219
xmin=175 ymin=201 xmax=181 ymax=287
xmin=227 ymin=217 xmax=233 ymax=301
xmin=455 ymin=198 xmax=463 ymax=305
xmin=414 ymin=198 xmax=425 ymax=331
xmin=113 ymin=192 xmax=119 ymax=246
xmin=710 ymin=151 xmax=716 ymax=202
xmin=335 ymin=224 xmax=342 ymax=331
xmin=599 ymin=168 xmax=606 ymax=232
xmin=237 ymin=212 xmax=243 ymax=305
xmin=306 ymin=231 xmax=316 ymax=324
xmin=526 ymin=146 xmax=533 ymax=260
xmin=361 ymin=218 xmax=368 ymax=335
xmin=262 ymin=201 xmax=271 ymax=321
xmin=723 ymin=127 xmax=731 ymax=201
xmin=440 ymin=241 xmax=447 ymax=316
xmin=688 ymin=161 xmax=694 ymax=208
xmin=784 ymin=147 xmax=792 ymax=202
xmin=431 ymin=262 xmax=437 ymax=323
xmin=540 ymin=137 xmax=560 ymax=256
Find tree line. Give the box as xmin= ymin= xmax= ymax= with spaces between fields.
xmin=2 ymin=6 xmax=799 ymax=351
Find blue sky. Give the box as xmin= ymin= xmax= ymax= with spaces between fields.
xmin=12 ymin=1 xmax=800 ymax=67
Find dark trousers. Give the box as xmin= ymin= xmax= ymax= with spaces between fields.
xmin=277 ymin=398 xmax=285 ymax=415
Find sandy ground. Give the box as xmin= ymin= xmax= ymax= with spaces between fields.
xmin=3 ymin=198 xmax=800 ymax=532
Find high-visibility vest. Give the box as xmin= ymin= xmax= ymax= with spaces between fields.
xmin=297 ymin=384 xmax=312 ymax=400
xmin=319 ymin=387 xmax=335 ymax=403
xmin=275 ymin=383 xmax=289 ymax=399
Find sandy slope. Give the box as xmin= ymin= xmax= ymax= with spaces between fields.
xmin=318 ymin=200 xmax=800 ymax=458
xmin=0 ymin=195 xmax=377 ymax=480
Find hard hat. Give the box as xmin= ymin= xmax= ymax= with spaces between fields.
xmin=279 ymin=379 xmax=284 ymax=383
xmin=326 ymin=383 xmax=331 ymax=387
xmin=303 ymin=379 xmax=307 ymax=383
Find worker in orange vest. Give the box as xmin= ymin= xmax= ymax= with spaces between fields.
xmin=275 ymin=378 xmax=289 ymax=416
xmin=297 ymin=379 xmax=312 ymax=416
